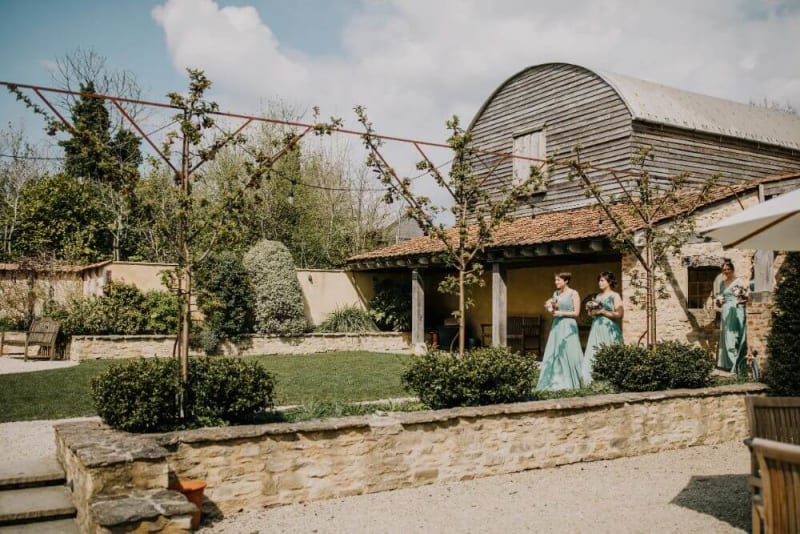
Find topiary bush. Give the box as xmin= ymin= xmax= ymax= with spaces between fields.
xmin=91 ymin=358 xmax=182 ymax=432
xmin=592 ymin=341 xmax=713 ymax=392
xmin=402 ymin=346 xmax=537 ymax=409
xmin=765 ymin=252 xmax=800 ymax=396
xmin=187 ymin=358 xmax=275 ymax=425
xmin=243 ymin=240 xmax=307 ymax=336
xmin=91 ymin=356 xmax=277 ymax=432
xmin=368 ymin=279 xmax=412 ymax=332
xmin=195 ymin=252 xmax=255 ymax=344
xmin=316 ymin=305 xmax=378 ymax=333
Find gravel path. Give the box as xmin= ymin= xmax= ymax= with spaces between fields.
xmin=0 ymin=356 xmax=77 ymax=374
xmin=0 ymin=417 xmax=98 ymax=463
xmin=200 ymin=440 xmax=751 ymax=534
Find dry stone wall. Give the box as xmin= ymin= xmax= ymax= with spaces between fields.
xmin=68 ymin=332 xmax=410 ymax=360
xmin=56 ymin=383 xmax=764 ymax=525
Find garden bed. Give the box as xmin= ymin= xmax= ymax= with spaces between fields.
xmin=55 ymin=382 xmax=764 ymax=532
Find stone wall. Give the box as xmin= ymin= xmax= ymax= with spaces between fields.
xmin=56 ymin=383 xmax=764 ymax=525
xmin=746 ymin=292 xmax=773 ymax=364
xmin=68 ymin=332 xmax=411 ymax=360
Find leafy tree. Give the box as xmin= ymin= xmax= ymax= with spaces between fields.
xmin=14 ymin=173 xmax=112 ymax=262
xmin=356 ymin=108 xmax=543 ymax=356
xmin=567 ymin=146 xmax=718 ymax=346
xmin=764 ymin=252 xmax=800 ymax=396
xmin=0 ymin=123 xmax=47 ymax=260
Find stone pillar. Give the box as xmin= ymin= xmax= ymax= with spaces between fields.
xmin=411 ymin=269 xmax=425 ymax=354
xmin=491 ymin=263 xmax=507 ymax=346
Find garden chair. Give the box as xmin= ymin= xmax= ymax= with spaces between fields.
xmin=0 ymin=318 xmax=61 ymax=360
xmin=746 ymin=438 xmax=800 ymax=534
xmin=744 ymin=396 xmax=800 ymax=533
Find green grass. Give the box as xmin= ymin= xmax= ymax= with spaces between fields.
xmin=0 ymin=351 xmax=412 ymax=423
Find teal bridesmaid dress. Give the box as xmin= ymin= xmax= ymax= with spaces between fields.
xmin=581 ymin=293 xmax=623 ymax=385
xmin=536 ymin=289 xmax=584 ymax=391
xmin=717 ymin=279 xmax=748 ymax=374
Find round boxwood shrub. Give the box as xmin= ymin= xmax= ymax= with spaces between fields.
xmin=765 ymin=252 xmax=800 ymax=396
xmin=403 ymin=346 xmax=537 ymax=409
xmin=91 ymin=358 xmax=182 ymax=432
xmin=91 ymin=357 xmax=276 ymax=432
xmin=243 ymin=240 xmax=307 ymax=336
xmin=592 ymin=341 xmax=713 ymax=392
xmin=187 ymin=357 xmax=275 ymax=425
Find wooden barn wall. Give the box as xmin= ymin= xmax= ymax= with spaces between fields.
xmin=631 ymin=122 xmax=800 ymax=187
xmin=469 ymin=64 xmax=635 ymax=217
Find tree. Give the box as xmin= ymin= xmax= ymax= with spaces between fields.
xmin=567 ymin=146 xmax=718 ymax=347
xmin=0 ymin=123 xmax=48 ymax=260
xmin=764 ymin=252 xmax=800 ymax=396
xmin=356 ymin=108 xmax=544 ymax=356
xmin=15 ymin=173 xmax=112 ymax=263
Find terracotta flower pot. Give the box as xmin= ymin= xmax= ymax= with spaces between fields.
xmin=169 ymin=479 xmax=207 ymax=529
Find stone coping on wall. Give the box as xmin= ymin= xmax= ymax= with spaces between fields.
xmin=56 ymin=382 xmax=766 ymax=469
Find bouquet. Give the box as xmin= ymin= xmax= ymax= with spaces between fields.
xmin=585 ymin=299 xmax=603 ymax=315
xmin=732 ymin=284 xmax=748 ymax=304
xmin=544 ymin=296 xmax=559 ymax=314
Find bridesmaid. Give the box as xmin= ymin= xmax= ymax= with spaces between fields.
xmin=536 ymin=272 xmax=584 ymax=391
xmin=716 ymin=258 xmax=749 ymax=374
xmin=581 ymin=272 xmax=624 ymax=385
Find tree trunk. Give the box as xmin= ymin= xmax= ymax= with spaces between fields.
xmin=458 ymin=269 xmax=465 ymax=357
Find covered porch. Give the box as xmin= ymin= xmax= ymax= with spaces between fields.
xmin=350 ymin=238 xmax=622 ymax=355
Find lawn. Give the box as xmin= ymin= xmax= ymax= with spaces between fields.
xmin=0 ymin=351 xmax=412 ymax=423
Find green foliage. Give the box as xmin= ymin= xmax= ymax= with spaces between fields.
xmin=316 ymin=305 xmax=378 ymax=333
xmin=91 ymin=357 xmax=276 ymax=432
xmin=368 ymin=279 xmax=412 ymax=332
xmin=402 ymin=346 xmax=537 ymax=409
xmin=90 ymin=358 xmax=181 ymax=432
xmin=195 ymin=251 xmax=255 ymax=342
xmin=15 ymin=173 xmax=112 ymax=262
xmin=592 ymin=341 xmax=713 ymax=392
xmin=243 ymin=240 xmax=307 ymax=336
xmin=187 ymin=357 xmax=275 ymax=425
xmin=47 ymin=281 xmax=178 ymax=336
xmin=765 ymin=252 xmax=800 ymax=396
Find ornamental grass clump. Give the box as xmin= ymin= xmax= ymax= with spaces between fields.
xmin=243 ymin=240 xmax=307 ymax=336
xmin=402 ymin=346 xmax=537 ymax=409
xmin=316 ymin=305 xmax=378 ymax=333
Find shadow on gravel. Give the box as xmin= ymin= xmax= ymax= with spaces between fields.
xmin=671 ymin=474 xmax=750 ymax=531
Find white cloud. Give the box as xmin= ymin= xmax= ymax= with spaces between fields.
xmin=152 ymin=0 xmax=800 ymax=179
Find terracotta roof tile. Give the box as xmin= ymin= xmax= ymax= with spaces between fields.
xmin=348 ymin=172 xmax=800 ymax=263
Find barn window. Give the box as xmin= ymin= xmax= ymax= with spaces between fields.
xmin=687 ymin=266 xmax=718 ymax=309
xmin=512 ymin=128 xmax=546 ymax=189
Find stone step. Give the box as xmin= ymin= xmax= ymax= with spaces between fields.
xmin=0 ymin=459 xmax=65 ymax=490
xmin=0 ymin=486 xmax=76 ymax=526
xmin=0 ymin=518 xmax=79 ymax=533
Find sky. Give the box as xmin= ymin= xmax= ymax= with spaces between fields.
xmin=1 ymin=0 xmax=799 ymax=176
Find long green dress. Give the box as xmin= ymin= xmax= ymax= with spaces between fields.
xmin=536 ymin=289 xmax=583 ymax=391
xmin=717 ymin=278 xmax=748 ymax=374
xmin=581 ymin=293 xmax=623 ymax=385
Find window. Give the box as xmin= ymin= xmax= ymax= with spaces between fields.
xmin=512 ymin=128 xmax=546 ymax=188
xmin=687 ymin=266 xmax=718 ymax=309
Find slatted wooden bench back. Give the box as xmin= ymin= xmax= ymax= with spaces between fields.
xmin=748 ymin=438 xmax=800 ymax=534
xmin=0 ymin=318 xmax=61 ymax=360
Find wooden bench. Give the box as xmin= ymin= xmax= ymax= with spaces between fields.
xmin=0 ymin=318 xmax=61 ymax=360
xmin=481 ymin=315 xmax=543 ymax=356
xmin=744 ymin=396 xmax=800 ymax=533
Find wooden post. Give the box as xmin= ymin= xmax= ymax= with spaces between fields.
xmin=411 ymin=268 xmax=425 ymax=352
xmin=491 ymin=263 xmax=507 ymax=346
